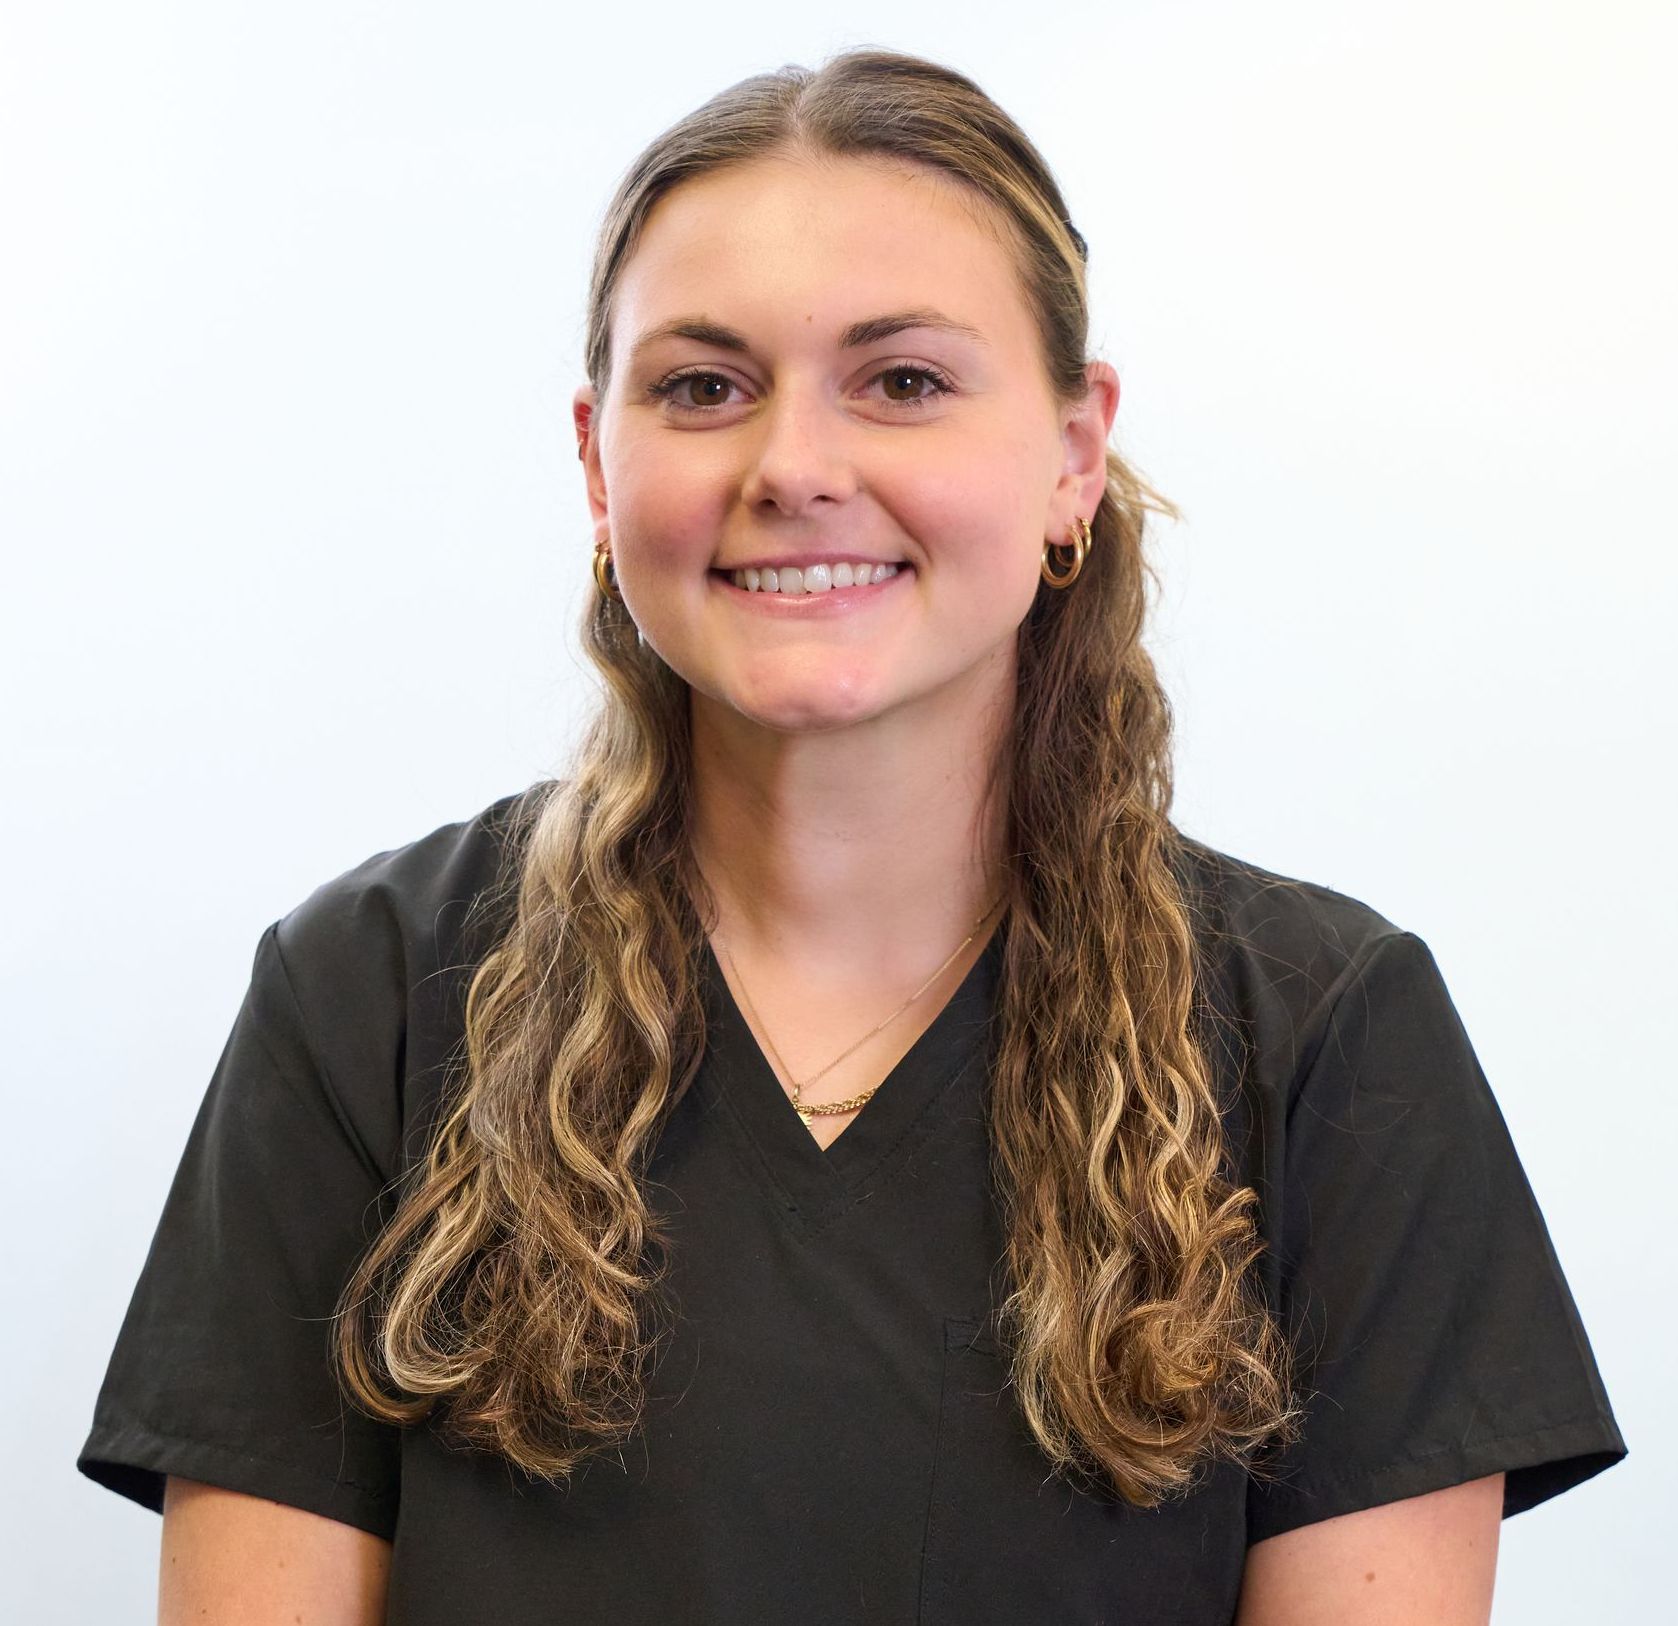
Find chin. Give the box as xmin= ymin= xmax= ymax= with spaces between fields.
xmin=744 ymin=699 xmax=884 ymax=735
xmin=721 ymin=676 xmax=893 ymax=735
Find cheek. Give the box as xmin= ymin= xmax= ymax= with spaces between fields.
xmin=894 ymin=418 xmax=1052 ymax=540
xmin=610 ymin=456 xmax=723 ymax=569
xmin=897 ymin=466 xmax=1046 ymax=582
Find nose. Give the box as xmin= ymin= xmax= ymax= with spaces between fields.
xmin=738 ymin=382 xmax=860 ymax=517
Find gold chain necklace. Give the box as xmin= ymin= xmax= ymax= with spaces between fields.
xmin=715 ymin=896 xmax=1005 ymax=1123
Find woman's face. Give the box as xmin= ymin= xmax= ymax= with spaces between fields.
xmin=575 ymin=152 xmax=1115 ymax=741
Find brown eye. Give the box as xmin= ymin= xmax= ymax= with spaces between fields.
xmin=880 ymin=367 xmax=930 ymax=402
xmin=647 ymin=371 xmax=741 ymax=412
xmin=871 ymin=364 xmax=952 ymax=408
xmin=683 ymin=374 xmax=733 ymax=407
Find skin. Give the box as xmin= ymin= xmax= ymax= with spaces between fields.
xmin=575 ymin=152 xmax=1116 ymax=1135
xmin=1234 ymin=1471 xmax=1504 ymax=1623
xmin=156 ymin=150 xmax=1506 ymax=1622
xmin=159 ymin=1477 xmax=390 ymax=1624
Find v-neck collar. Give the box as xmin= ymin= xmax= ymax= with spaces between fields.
xmin=696 ymin=925 xmax=1005 ymax=1230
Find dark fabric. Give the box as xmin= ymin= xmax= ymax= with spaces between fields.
xmin=79 ymin=790 xmax=1626 ymax=1622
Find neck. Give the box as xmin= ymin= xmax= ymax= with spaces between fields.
xmin=687 ymin=684 xmax=1012 ymax=983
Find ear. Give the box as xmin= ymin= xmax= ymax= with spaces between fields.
xmin=573 ymin=384 xmax=609 ymax=544
xmin=1052 ymin=360 xmax=1120 ymax=535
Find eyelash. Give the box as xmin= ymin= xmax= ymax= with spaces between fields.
xmin=645 ymin=362 xmax=956 ymax=415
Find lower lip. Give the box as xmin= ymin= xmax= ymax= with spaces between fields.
xmin=709 ymin=568 xmax=913 ymax=614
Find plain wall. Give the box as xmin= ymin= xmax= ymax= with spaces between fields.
xmin=3 ymin=1 xmax=1670 ymax=1619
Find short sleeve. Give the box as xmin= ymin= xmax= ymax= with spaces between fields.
xmin=1245 ymin=931 xmax=1626 ymax=1545
xmin=77 ymin=922 xmax=403 ymax=1538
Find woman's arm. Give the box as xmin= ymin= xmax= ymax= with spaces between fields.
xmin=159 ymin=1476 xmax=392 ymax=1626
xmin=1234 ymin=1472 xmax=1504 ymax=1625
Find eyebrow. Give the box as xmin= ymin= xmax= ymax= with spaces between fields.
xmin=627 ymin=308 xmax=989 ymax=366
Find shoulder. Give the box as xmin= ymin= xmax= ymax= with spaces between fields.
xmin=270 ymin=783 xmax=543 ymax=988
xmin=1173 ymin=829 xmax=1411 ymax=986
xmin=257 ymin=784 xmax=551 ymax=1173
xmin=1170 ymin=832 xmax=1423 ymax=1095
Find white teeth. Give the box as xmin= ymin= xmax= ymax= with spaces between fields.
xmin=730 ymin=561 xmax=902 ymax=593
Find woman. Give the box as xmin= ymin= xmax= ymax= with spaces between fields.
xmin=80 ymin=47 xmax=1625 ymax=1624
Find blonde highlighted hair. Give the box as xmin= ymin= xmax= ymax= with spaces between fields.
xmin=335 ymin=45 xmax=1299 ymax=1507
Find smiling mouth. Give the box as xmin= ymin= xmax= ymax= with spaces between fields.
xmin=709 ymin=562 xmax=908 ymax=595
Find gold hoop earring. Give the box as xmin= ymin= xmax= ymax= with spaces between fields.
xmin=1041 ymin=514 xmax=1093 ymax=588
xmin=593 ymin=537 xmax=623 ymax=603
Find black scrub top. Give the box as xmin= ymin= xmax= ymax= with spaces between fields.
xmin=79 ymin=788 xmax=1627 ymax=1623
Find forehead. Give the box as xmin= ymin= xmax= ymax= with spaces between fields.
xmin=612 ymin=154 xmax=1037 ymax=357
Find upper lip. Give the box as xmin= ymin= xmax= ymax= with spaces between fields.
xmin=714 ymin=554 xmax=906 ymax=572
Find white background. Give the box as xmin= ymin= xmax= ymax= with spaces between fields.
xmin=3 ymin=1 xmax=1671 ymax=1619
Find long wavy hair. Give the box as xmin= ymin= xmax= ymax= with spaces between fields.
xmin=334 ymin=45 xmax=1300 ymax=1507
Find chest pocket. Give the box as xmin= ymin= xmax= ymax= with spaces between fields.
xmin=918 ymin=1319 xmax=1249 ymax=1626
